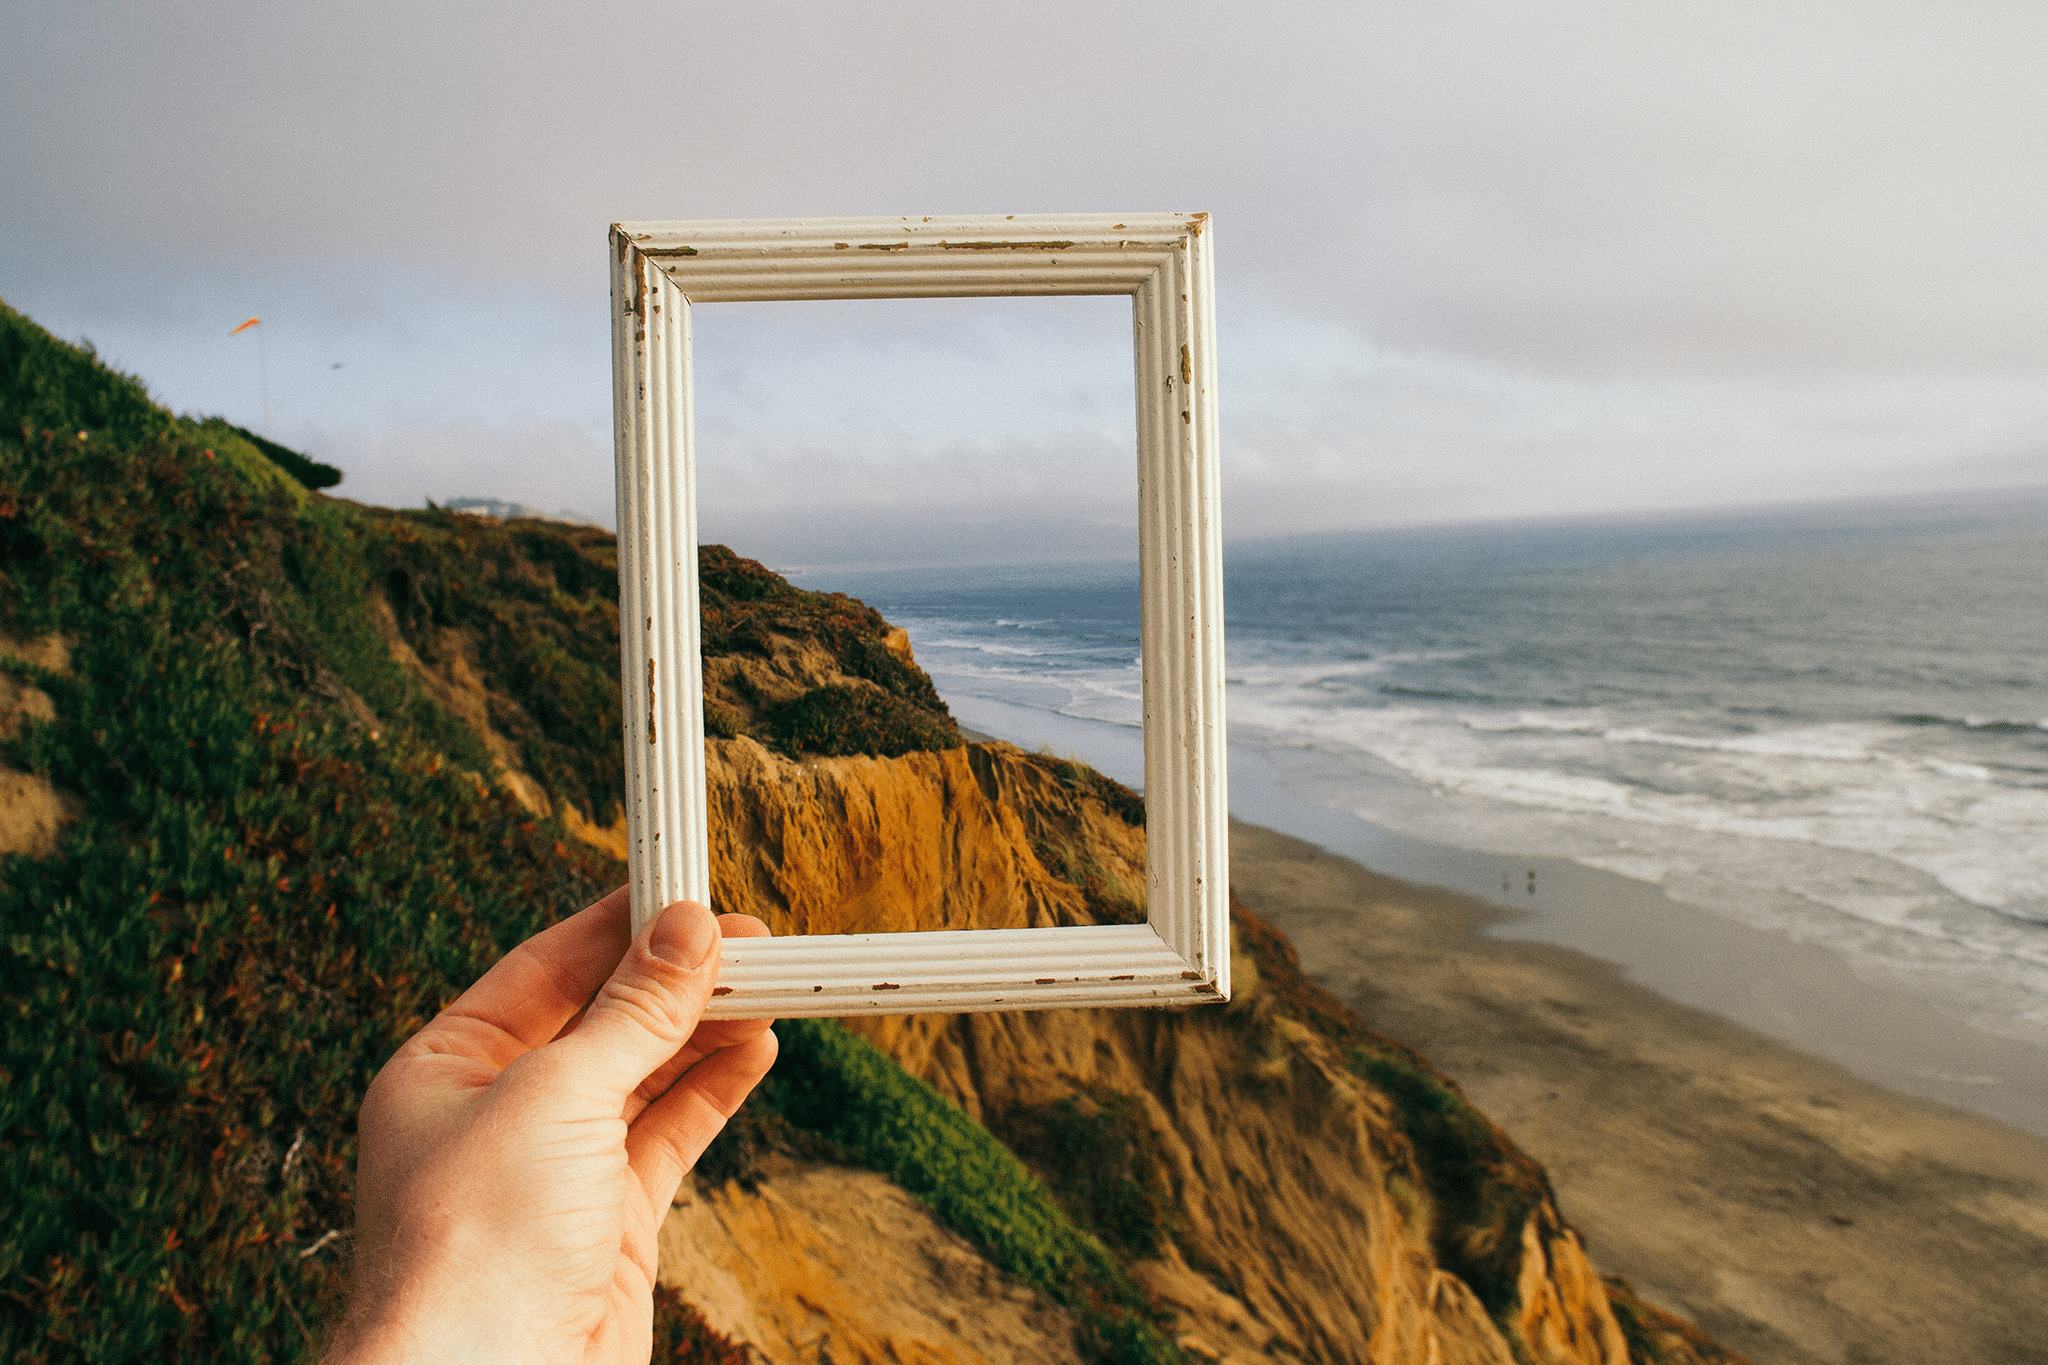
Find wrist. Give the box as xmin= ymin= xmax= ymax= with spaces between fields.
xmin=324 ymin=1291 xmax=515 ymax=1365
xmin=322 ymin=1253 xmax=501 ymax=1365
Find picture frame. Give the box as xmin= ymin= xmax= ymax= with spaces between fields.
xmin=610 ymin=213 xmax=1227 ymax=1018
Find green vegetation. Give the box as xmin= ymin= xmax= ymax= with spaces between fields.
xmin=350 ymin=502 xmax=628 ymax=824
xmin=0 ymin=309 xmax=175 ymax=451
xmin=217 ymin=424 xmax=343 ymax=491
xmin=1345 ymin=1043 xmax=1550 ymax=1319
xmin=3 ymin=299 xmax=1662 ymax=1365
xmin=0 ymin=301 xmax=1144 ymax=1363
xmin=1037 ymin=753 xmax=1147 ymax=828
xmin=762 ymin=681 xmax=963 ymax=758
xmin=1013 ymin=752 xmax=1149 ymax=925
xmin=759 ymin=1019 xmax=1183 ymax=1365
xmin=697 ymin=542 xmax=963 ymax=758
xmin=1028 ymin=831 xmax=1146 ymax=925
xmin=0 ymin=304 xmax=625 ymax=1360
xmin=700 ymin=545 xmax=944 ymax=712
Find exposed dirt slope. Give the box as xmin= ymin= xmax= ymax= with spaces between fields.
xmin=660 ymin=1157 xmax=1085 ymax=1365
xmin=687 ymin=735 xmax=1653 ymax=1365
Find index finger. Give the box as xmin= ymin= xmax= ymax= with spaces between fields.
xmin=423 ymin=885 xmax=634 ymax=1062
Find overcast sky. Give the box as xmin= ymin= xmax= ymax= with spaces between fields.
xmin=5 ymin=0 xmax=2045 ymax=566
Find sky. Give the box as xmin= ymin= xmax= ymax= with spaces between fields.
xmin=4 ymin=0 xmax=2045 ymax=567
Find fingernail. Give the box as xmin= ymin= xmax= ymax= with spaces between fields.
xmin=651 ymin=902 xmax=720 ymax=969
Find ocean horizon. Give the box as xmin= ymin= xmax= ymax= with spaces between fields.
xmin=794 ymin=485 xmax=2048 ymax=1129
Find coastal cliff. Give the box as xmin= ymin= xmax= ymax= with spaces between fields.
xmin=0 ymin=301 xmax=1736 ymax=1364
xmin=666 ymin=737 xmax=1681 ymax=1365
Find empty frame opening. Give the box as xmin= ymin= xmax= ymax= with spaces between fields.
xmin=611 ymin=214 xmax=1227 ymax=1015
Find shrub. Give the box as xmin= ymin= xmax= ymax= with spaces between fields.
xmin=1038 ymin=754 xmax=1146 ymax=828
xmin=1347 ymin=1044 xmax=1550 ymax=1318
xmin=219 ymin=422 xmax=343 ymax=491
xmin=702 ymin=696 xmax=745 ymax=740
xmin=695 ymin=544 xmax=954 ymax=722
xmin=763 ymin=683 xmax=962 ymax=758
xmin=992 ymin=1093 xmax=1177 ymax=1258
xmin=1 ymin=302 xmax=169 ymax=450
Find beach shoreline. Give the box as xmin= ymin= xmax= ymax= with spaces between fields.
xmin=959 ymin=704 xmax=2048 ymax=1142
xmin=1226 ymin=741 xmax=2048 ymax=1143
xmin=956 ymin=712 xmax=2048 ymax=1361
xmin=1227 ymin=816 xmax=2048 ymax=1365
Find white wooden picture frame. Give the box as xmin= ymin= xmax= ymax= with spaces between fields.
xmin=610 ymin=213 xmax=1227 ymax=1018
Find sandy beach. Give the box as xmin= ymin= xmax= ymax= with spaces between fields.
xmin=1229 ymin=818 xmax=2048 ymax=1365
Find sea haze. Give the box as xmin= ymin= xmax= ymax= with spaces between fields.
xmin=797 ymin=489 xmax=2048 ymax=1055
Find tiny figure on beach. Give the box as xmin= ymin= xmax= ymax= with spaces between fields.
xmin=1527 ymin=868 xmax=1537 ymax=895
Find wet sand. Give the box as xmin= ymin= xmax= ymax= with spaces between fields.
xmin=1230 ymin=819 xmax=2048 ymax=1365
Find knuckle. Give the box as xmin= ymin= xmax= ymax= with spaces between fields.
xmin=596 ymin=965 xmax=694 ymax=1044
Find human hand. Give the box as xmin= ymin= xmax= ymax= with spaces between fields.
xmin=324 ymin=889 xmax=776 ymax=1365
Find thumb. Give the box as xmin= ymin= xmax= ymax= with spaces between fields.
xmin=554 ymin=898 xmax=723 ymax=1102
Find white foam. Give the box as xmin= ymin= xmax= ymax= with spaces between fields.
xmin=900 ymin=586 xmax=2048 ymax=1049
xmin=925 ymin=638 xmax=1051 ymax=656
xmin=1226 ymin=692 xmax=2048 ymax=920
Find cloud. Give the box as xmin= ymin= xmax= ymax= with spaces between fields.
xmin=9 ymin=0 xmax=2045 ymax=375
xmin=7 ymin=0 xmax=2048 ymax=560
xmin=1221 ymin=335 xmax=2048 ymax=536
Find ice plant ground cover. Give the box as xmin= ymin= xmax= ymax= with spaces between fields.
xmin=0 ymin=303 xmax=1177 ymax=1363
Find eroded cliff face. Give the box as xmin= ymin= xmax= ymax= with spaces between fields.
xmin=675 ymin=735 xmax=1637 ymax=1365
xmin=702 ymin=737 xmax=1137 ymax=938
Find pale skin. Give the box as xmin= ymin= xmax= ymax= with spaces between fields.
xmin=323 ymin=889 xmax=777 ymax=1365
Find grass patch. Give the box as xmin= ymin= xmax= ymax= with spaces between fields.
xmin=1035 ymin=753 xmax=1146 ymax=828
xmin=761 ymin=1019 xmax=1182 ymax=1365
xmin=1 ymin=302 xmax=174 ymax=451
xmin=218 ymin=424 xmax=341 ymax=491
xmin=1030 ymin=833 xmax=1146 ymax=925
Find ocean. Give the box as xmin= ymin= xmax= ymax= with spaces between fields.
xmin=795 ymin=489 xmax=2048 ymax=1065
